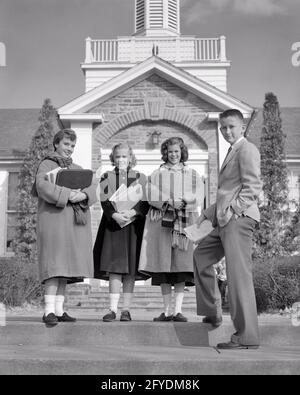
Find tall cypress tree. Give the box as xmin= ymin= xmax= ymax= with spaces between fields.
xmin=14 ymin=99 xmax=58 ymax=263
xmin=282 ymin=189 xmax=300 ymax=255
xmin=255 ymin=92 xmax=289 ymax=257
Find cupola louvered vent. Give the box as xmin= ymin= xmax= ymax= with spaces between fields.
xmin=149 ymin=0 xmax=164 ymax=28
xmin=136 ymin=0 xmax=145 ymax=32
xmin=135 ymin=0 xmax=180 ymax=36
xmin=168 ymin=0 xmax=178 ymax=31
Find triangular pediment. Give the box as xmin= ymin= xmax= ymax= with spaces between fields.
xmin=58 ymin=56 xmax=253 ymax=119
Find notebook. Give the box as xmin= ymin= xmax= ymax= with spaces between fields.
xmin=184 ymin=219 xmax=214 ymax=243
xmin=109 ymin=183 xmax=143 ymax=212
xmin=55 ymin=169 xmax=93 ymax=189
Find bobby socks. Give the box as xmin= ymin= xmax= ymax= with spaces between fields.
xmin=109 ymin=293 xmax=120 ymax=313
xmin=174 ymin=292 xmax=184 ymax=315
xmin=55 ymin=295 xmax=65 ymax=317
xmin=44 ymin=295 xmax=56 ymax=316
xmin=163 ymin=293 xmax=172 ymax=316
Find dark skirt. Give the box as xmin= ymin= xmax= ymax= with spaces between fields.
xmin=42 ymin=276 xmax=84 ymax=285
xmin=93 ymin=215 xmax=149 ymax=281
xmin=151 ymin=272 xmax=194 ymax=287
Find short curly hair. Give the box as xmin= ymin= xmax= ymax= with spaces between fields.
xmin=53 ymin=129 xmax=77 ymax=150
xmin=161 ymin=137 xmax=188 ymax=164
xmin=109 ymin=143 xmax=137 ymax=168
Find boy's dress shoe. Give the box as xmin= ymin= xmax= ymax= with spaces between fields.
xmin=173 ymin=312 xmax=188 ymax=322
xmin=217 ymin=341 xmax=259 ymax=350
xmin=153 ymin=313 xmax=173 ymax=322
xmin=42 ymin=313 xmax=58 ymax=326
xmin=56 ymin=312 xmax=76 ymax=322
xmin=120 ymin=310 xmax=132 ymax=321
xmin=103 ymin=310 xmax=116 ymax=322
xmin=202 ymin=315 xmax=223 ymax=327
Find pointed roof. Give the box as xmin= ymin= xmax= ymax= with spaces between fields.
xmin=58 ymin=56 xmax=253 ymax=120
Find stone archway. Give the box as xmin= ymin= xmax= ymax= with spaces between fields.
xmin=94 ymin=99 xmax=212 ymax=149
xmin=92 ymin=98 xmax=219 ymax=205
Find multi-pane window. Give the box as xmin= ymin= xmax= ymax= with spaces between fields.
xmin=6 ymin=172 xmax=19 ymax=253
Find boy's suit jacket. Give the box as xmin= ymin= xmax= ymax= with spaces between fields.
xmin=204 ymin=138 xmax=262 ymax=227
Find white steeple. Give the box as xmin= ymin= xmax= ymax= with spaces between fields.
xmin=134 ymin=0 xmax=180 ymax=37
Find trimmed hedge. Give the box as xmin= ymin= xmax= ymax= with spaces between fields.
xmin=253 ymin=255 xmax=300 ymax=313
xmin=0 ymin=255 xmax=299 ymax=312
xmin=0 ymin=257 xmax=42 ymax=307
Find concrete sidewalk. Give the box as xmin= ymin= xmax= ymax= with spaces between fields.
xmin=0 ymin=310 xmax=299 ymax=375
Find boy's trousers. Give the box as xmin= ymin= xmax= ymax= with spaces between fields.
xmin=193 ymin=215 xmax=260 ymax=346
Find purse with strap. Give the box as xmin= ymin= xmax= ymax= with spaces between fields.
xmin=161 ymin=203 xmax=176 ymax=228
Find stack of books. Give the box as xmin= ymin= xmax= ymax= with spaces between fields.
xmin=46 ymin=167 xmax=62 ymax=183
xmin=109 ymin=183 xmax=143 ymax=228
xmin=46 ymin=168 xmax=93 ymax=189
xmin=184 ymin=219 xmax=214 ymax=243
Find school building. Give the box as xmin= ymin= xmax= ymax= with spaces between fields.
xmin=0 ymin=0 xmax=300 ymax=257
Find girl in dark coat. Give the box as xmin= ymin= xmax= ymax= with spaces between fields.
xmin=93 ymin=143 xmax=149 ymax=322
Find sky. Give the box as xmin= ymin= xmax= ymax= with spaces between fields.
xmin=0 ymin=0 xmax=299 ymax=109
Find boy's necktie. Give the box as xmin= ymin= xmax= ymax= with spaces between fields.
xmin=222 ymin=146 xmax=232 ymax=166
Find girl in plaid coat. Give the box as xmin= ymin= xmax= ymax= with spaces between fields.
xmin=139 ymin=137 xmax=204 ymax=322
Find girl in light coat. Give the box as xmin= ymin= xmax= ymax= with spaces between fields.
xmin=139 ymin=137 xmax=205 ymax=322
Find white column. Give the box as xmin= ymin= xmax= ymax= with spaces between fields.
xmin=219 ymin=36 xmax=226 ymax=61
xmin=145 ymin=0 xmax=150 ymax=30
xmin=175 ymin=37 xmax=180 ymax=62
xmin=70 ymin=122 xmax=93 ymax=169
xmin=163 ymin=0 xmax=168 ymax=30
xmin=177 ymin=0 xmax=180 ymax=35
xmin=85 ymin=37 xmax=92 ymax=63
xmin=217 ymin=121 xmax=230 ymax=169
xmin=0 ymin=171 xmax=9 ymax=256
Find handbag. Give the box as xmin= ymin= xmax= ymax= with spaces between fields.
xmin=161 ymin=204 xmax=176 ymax=228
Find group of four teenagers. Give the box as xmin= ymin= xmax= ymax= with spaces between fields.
xmin=35 ymin=130 xmax=204 ymax=326
xmin=35 ymin=108 xmax=262 ymax=351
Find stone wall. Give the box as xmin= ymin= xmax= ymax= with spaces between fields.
xmin=89 ymin=74 xmax=219 ymax=239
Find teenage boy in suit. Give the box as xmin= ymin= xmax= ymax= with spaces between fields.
xmin=193 ymin=109 xmax=262 ymax=349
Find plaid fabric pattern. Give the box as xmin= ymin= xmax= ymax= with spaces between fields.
xmin=172 ymin=207 xmax=190 ymax=251
xmin=149 ymin=164 xmax=198 ymax=251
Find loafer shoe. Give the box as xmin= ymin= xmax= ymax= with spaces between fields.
xmin=56 ymin=312 xmax=76 ymax=322
xmin=153 ymin=313 xmax=173 ymax=322
xmin=217 ymin=341 xmax=259 ymax=350
xmin=120 ymin=310 xmax=132 ymax=321
xmin=42 ymin=313 xmax=58 ymax=326
xmin=103 ymin=310 xmax=116 ymax=322
xmin=202 ymin=315 xmax=222 ymax=327
xmin=173 ymin=313 xmax=188 ymax=322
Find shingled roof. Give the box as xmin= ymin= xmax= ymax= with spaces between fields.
xmin=247 ymin=107 xmax=300 ymax=157
xmin=0 ymin=109 xmax=40 ymax=157
xmin=1 ymin=107 xmax=299 ymax=159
